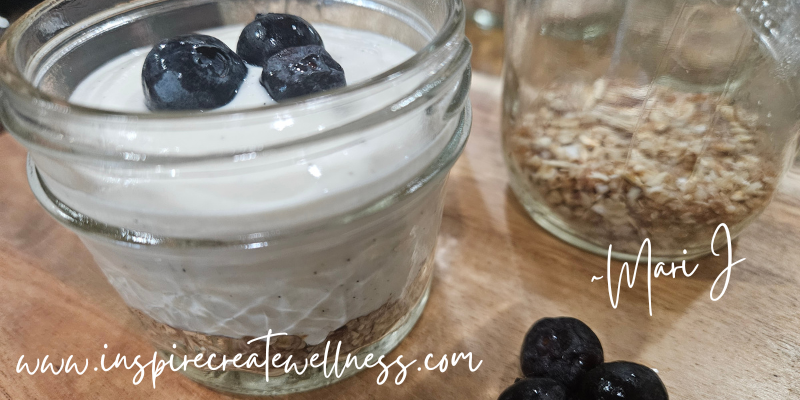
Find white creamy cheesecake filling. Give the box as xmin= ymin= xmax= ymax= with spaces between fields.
xmin=57 ymin=24 xmax=454 ymax=343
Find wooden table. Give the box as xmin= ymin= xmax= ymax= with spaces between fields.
xmin=1 ymin=74 xmax=799 ymax=399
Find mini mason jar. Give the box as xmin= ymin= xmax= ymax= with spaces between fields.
xmin=0 ymin=0 xmax=472 ymax=395
xmin=503 ymin=0 xmax=800 ymax=260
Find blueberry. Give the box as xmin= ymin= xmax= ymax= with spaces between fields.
xmin=142 ymin=34 xmax=247 ymax=111
xmin=498 ymin=378 xmax=568 ymax=400
xmin=521 ymin=317 xmax=604 ymax=389
xmin=260 ymin=45 xmax=346 ymax=101
xmin=236 ymin=13 xmax=324 ymax=66
xmin=576 ymin=362 xmax=668 ymax=400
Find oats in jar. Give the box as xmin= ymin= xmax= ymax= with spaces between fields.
xmin=506 ymin=79 xmax=779 ymax=255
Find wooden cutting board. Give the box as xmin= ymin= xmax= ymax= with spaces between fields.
xmin=0 ymin=74 xmax=798 ymax=399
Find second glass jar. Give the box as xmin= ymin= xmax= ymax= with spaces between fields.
xmin=503 ymin=0 xmax=800 ymax=260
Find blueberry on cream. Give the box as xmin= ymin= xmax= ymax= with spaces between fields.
xmin=260 ymin=45 xmax=346 ymax=101
xmin=236 ymin=13 xmax=324 ymax=67
xmin=142 ymin=34 xmax=247 ymax=111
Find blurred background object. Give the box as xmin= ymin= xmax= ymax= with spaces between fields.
xmin=464 ymin=0 xmax=505 ymax=75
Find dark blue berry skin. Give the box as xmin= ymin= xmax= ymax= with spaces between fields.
xmin=521 ymin=317 xmax=604 ymax=390
xmin=236 ymin=13 xmax=324 ymax=66
xmin=260 ymin=45 xmax=346 ymax=101
xmin=576 ymin=362 xmax=668 ymax=400
xmin=498 ymin=378 xmax=569 ymax=400
xmin=142 ymin=34 xmax=247 ymax=111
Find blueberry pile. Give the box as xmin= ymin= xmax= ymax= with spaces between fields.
xmin=499 ymin=317 xmax=669 ymax=400
xmin=142 ymin=13 xmax=345 ymax=111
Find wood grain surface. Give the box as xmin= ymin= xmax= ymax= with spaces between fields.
xmin=1 ymin=74 xmax=799 ymax=399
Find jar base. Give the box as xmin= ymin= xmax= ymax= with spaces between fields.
xmin=159 ymin=282 xmax=431 ymax=396
xmin=507 ymin=173 xmax=719 ymax=262
xmin=529 ymin=212 xmax=715 ymax=263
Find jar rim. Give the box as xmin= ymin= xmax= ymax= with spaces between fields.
xmin=0 ymin=0 xmax=466 ymax=121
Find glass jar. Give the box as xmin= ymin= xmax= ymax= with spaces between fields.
xmin=503 ymin=0 xmax=800 ymax=260
xmin=0 ymin=0 xmax=472 ymax=395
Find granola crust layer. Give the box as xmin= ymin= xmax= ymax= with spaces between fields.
xmin=131 ymin=256 xmax=434 ymax=375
